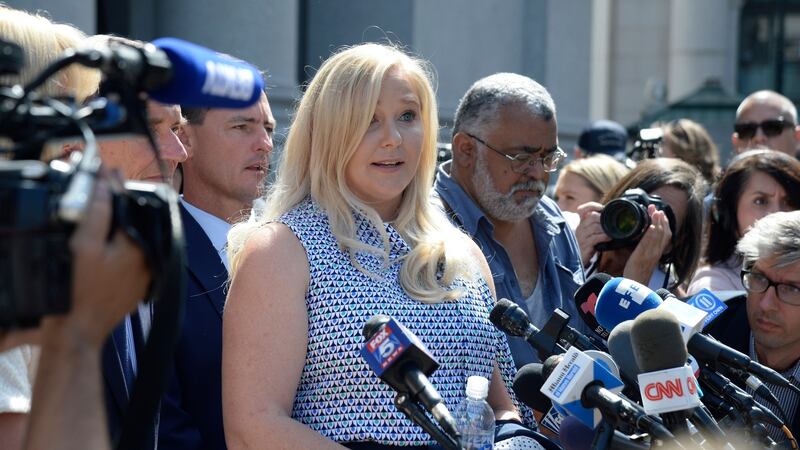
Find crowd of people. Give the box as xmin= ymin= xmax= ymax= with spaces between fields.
xmin=2 ymin=3 xmax=800 ymax=450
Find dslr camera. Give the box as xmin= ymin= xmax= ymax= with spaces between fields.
xmin=596 ymin=188 xmax=676 ymax=252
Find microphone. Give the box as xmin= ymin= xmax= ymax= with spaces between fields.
xmin=689 ymin=332 xmax=800 ymax=395
xmin=698 ymin=367 xmax=784 ymax=428
xmin=630 ymin=309 xmax=702 ymax=436
xmin=607 ymin=321 xmax=640 ymax=383
xmin=75 ymin=37 xmax=263 ymax=108
xmin=595 ymin=278 xmax=799 ymax=395
xmin=489 ymin=299 xmax=602 ymax=360
xmin=698 ymin=368 xmax=784 ymax=450
xmin=632 ymin=310 xmax=742 ymax=450
xmin=594 ymin=277 xmax=664 ymax=331
xmin=489 ymin=298 xmax=564 ymax=359
xmin=513 ymin=363 xmax=553 ymax=413
xmin=541 ymin=308 xmax=607 ymax=353
xmin=513 ymin=351 xmax=624 ymax=434
xmin=360 ymin=315 xmax=460 ymax=441
xmin=607 ymin=320 xmax=644 ymax=401
xmin=686 ymin=288 xmax=729 ymax=329
xmin=573 ymin=273 xmax=612 ymax=339
xmin=655 ymin=288 xmax=677 ymax=301
xmin=558 ymin=416 xmax=650 ymax=450
xmin=719 ymin=366 xmax=783 ymax=419
xmin=540 ymin=347 xmax=672 ymax=440
xmin=513 ymin=363 xmax=566 ymax=434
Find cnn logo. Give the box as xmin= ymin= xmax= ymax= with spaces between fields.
xmin=644 ymin=376 xmax=697 ymax=401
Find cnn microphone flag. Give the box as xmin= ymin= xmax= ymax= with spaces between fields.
xmin=637 ymin=365 xmax=702 ymax=415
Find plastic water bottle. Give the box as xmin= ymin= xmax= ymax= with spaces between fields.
xmin=453 ymin=375 xmax=495 ymax=450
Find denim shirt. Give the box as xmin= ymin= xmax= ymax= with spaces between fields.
xmin=433 ymin=161 xmax=590 ymax=367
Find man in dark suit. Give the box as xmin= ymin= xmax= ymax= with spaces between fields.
xmin=98 ymin=99 xmax=187 ymax=449
xmin=706 ymin=211 xmax=800 ymax=442
xmin=158 ymin=90 xmax=275 ymax=449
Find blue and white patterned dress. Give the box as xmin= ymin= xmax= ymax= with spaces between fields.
xmin=282 ymin=198 xmax=533 ymax=446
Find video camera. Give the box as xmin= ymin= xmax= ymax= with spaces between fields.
xmin=596 ymin=188 xmax=676 ymax=252
xmin=0 ymin=34 xmax=266 ymax=449
xmin=0 ymin=36 xmax=180 ymax=328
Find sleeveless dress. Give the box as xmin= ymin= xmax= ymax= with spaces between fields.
xmin=282 ymin=198 xmax=532 ymax=446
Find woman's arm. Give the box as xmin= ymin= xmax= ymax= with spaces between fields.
xmin=462 ymin=237 xmax=521 ymax=422
xmin=487 ymin=364 xmax=521 ymax=422
xmin=222 ymin=223 xmax=346 ymax=450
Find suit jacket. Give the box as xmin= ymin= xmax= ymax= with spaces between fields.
xmin=705 ymin=295 xmax=800 ymax=439
xmin=102 ymin=310 xmax=158 ymax=449
xmin=158 ymin=204 xmax=228 ymax=449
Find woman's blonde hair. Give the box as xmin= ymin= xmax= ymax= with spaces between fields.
xmin=558 ymin=154 xmax=630 ymax=199
xmin=228 ymin=43 xmax=473 ymax=303
xmin=0 ymin=5 xmax=99 ymax=102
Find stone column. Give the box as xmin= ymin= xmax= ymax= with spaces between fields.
xmin=667 ymin=0 xmax=739 ymax=101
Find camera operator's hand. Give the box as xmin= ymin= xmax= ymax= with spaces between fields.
xmin=575 ymin=202 xmax=611 ymax=267
xmin=623 ymin=204 xmax=672 ymax=285
xmin=24 ymin=169 xmax=150 ymax=450
xmin=48 ymin=169 xmax=150 ymax=345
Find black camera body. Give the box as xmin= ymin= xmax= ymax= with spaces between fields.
xmin=0 ymin=159 xmax=175 ymax=328
xmin=628 ymin=127 xmax=663 ymax=162
xmin=596 ymin=188 xmax=676 ymax=252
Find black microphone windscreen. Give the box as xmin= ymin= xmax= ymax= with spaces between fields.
xmin=558 ymin=416 xmax=595 ymax=450
xmin=631 ymin=309 xmax=688 ymax=372
xmin=607 ymin=320 xmax=641 ymax=380
xmin=656 ymin=288 xmax=677 ymax=301
xmin=362 ymin=314 xmax=391 ymax=341
xmin=512 ymin=363 xmax=553 ymax=412
xmin=490 ymin=298 xmax=531 ymax=337
xmin=489 ymin=298 xmax=516 ymax=328
xmin=541 ymin=354 xmax=564 ymax=380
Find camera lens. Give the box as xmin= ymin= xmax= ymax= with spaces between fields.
xmin=601 ymin=199 xmax=647 ymax=240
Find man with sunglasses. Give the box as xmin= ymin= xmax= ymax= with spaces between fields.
xmin=433 ymin=73 xmax=593 ymax=370
xmin=706 ymin=211 xmax=800 ymax=441
xmin=733 ymin=90 xmax=800 ymax=158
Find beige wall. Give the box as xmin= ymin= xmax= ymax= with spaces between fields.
xmin=4 ymin=0 xmax=743 ymax=150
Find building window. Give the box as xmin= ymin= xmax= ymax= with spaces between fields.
xmin=739 ymin=0 xmax=800 ymax=103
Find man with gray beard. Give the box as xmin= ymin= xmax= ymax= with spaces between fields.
xmin=434 ymin=73 xmax=592 ymax=368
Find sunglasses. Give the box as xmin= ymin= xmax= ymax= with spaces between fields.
xmin=734 ymin=117 xmax=795 ymax=140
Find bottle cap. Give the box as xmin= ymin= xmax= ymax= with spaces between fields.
xmin=465 ymin=375 xmax=490 ymax=399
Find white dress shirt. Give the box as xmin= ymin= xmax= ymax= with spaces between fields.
xmin=180 ymin=198 xmax=232 ymax=272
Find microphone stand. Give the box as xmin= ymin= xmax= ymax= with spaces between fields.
xmin=699 ymin=370 xmax=778 ymax=449
xmin=541 ymin=308 xmax=605 ymax=352
xmin=592 ymin=419 xmax=615 ymax=450
xmin=689 ymin=406 xmax=735 ymax=450
xmin=591 ymin=419 xmax=654 ymax=450
xmin=394 ymin=393 xmax=461 ymax=450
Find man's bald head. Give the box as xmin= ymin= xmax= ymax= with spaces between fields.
xmin=733 ymin=90 xmax=800 ymax=157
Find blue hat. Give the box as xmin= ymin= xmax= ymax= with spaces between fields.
xmin=578 ymin=120 xmax=628 ymax=160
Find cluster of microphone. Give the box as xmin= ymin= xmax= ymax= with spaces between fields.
xmin=354 ymin=273 xmax=799 ymax=449
xmin=361 ymin=274 xmax=800 ymax=450
xmin=497 ymin=274 xmax=800 ymax=450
